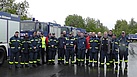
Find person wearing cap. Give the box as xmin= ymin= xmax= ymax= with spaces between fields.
xmin=9 ymin=31 xmax=21 ymax=69
xmin=100 ymin=31 xmax=111 ymax=67
xmin=57 ymin=32 xmax=66 ymax=64
xmin=29 ymin=31 xmax=40 ymax=67
xmin=20 ymin=33 xmax=30 ymax=68
xmin=89 ymin=32 xmax=100 ymax=67
xmin=118 ymin=31 xmax=130 ymax=69
xmin=77 ymin=32 xmax=86 ymax=66
xmin=109 ymin=34 xmax=119 ymax=69
xmin=48 ymin=33 xmax=58 ymax=65
xmin=64 ymin=32 xmax=76 ymax=65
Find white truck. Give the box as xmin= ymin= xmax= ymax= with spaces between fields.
xmin=0 ymin=12 xmax=20 ymax=65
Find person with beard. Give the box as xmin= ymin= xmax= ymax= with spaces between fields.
xmin=77 ymin=32 xmax=86 ymax=66
xmin=65 ymin=32 xmax=76 ymax=65
xmin=9 ymin=31 xmax=21 ymax=69
xmin=20 ymin=33 xmax=30 ymax=68
xmin=57 ymin=32 xmax=66 ymax=64
xmin=89 ymin=32 xmax=100 ymax=67
xmin=48 ymin=33 xmax=58 ymax=65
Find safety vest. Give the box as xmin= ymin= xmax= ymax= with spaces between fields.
xmin=41 ymin=36 xmax=46 ymax=48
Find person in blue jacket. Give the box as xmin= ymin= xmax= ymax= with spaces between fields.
xmin=65 ymin=32 xmax=76 ymax=65
xmin=20 ymin=33 xmax=31 ymax=68
xmin=9 ymin=31 xmax=21 ymax=69
xmin=29 ymin=31 xmax=40 ymax=67
xmin=89 ymin=32 xmax=100 ymax=67
xmin=48 ymin=33 xmax=58 ymax=65
xmin=58 ymin=32 xmax=66 ymax=64
xmin=77 ymin=32 xmax=86 ymax=66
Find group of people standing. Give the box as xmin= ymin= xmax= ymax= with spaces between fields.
xmin=9 ymin=30 xmax=130 ymax=70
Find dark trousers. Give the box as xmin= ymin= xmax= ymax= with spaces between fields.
xmin=86 ymin=49 xmax=89 ymax=64
xmin=9 ymin=51 xmax=19 ymax=65
xmin=58 ymin=48 xmax=65 ymax=63
xmin=37 ymin=49 xmax=41 ymax=64
xmin=41 ymin=48 xmax=46 ymax=64
xmin=21 ymin=52 xmax=29 ymax=65
xmin=89 ymin=51 xmax=98 ymax=65
xmin=77 ymin=49 xmax=85 ymax=63
xmin=119 ymin=51 xmax=128 ymax=66
xmin=65 ymin=48 xmax=75 ymax=64
xmin=46 ymin=47 xmax=49 ymax=63
xmin=48 ymin=49 xmax=56 ymax=63
xmin=100 ymin=51 xmax=110 ymax=66
xmin=29 ymin=51 xmax=38 ymax=64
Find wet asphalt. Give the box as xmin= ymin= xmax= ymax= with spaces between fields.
xmin=0 ymin=61 xmax=128 ymax=77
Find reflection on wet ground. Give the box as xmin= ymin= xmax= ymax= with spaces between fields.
xmin=51 ymin=65 xmax=128 ymax=77
xmin=0 ymin=62 xmax=128 ymax=77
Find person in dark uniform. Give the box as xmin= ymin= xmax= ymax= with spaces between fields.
xmin=9 ymin=31 xmax=21 ymax=69
xmin=65 ymin=32 xmax=76 ymax=65
xmin=58 ymin=32 xmax=66 ymax=64
xmin=48 ymin=33 xmax=58 ymax=65
xmin=29 ymin=31 xmax=40 ymax=67
xmin=118 ymin=31 xmax=130 ymax=69
xmin=20 ymin=33 xmax=30 ymax=68
xmin=77 ymin=32 xmax=86 ymax=66
xmin=100 ymin=31 xmax=111 ymax=67
xmin=89 ymin=32 xmax=100 ymax=67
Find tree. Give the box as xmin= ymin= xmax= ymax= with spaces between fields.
xmin=0 ymin=0 xmax=31 ymax=20
xmin=85 ymin=17 xmax=108 ymax=32
xmin=113 ymin=19 xmax=129 ymax=37
xmin=65 ymin=14 xmax=85 ymax=28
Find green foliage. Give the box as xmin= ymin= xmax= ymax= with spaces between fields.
xmin=113 ymin=18 xmax=137 ymax=37
xmin=65 ymin=14 xmax=108 ymax=33
xmin=0 ymin=0 xmax=30 ymax=20
xmin=65 ymin=14 xmax=85 ymax=28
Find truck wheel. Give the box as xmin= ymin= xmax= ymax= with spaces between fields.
xmin=0 ymin=47 xmax=5 ymax=65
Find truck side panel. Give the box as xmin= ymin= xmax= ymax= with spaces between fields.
xmin=0 ymin=19 xmax=7 ymax=43
xmin=8 ymin=20 xmax=20 ymax=42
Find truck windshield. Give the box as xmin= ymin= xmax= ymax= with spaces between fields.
xmin=21 ymin=22 xmax=35 ymax=31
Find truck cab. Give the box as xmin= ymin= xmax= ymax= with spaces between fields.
xmin=0 ymin=12 xmax=20 ymax=65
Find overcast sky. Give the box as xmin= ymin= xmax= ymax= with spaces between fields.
xmin=16 ymin=0 xmax=137 ymax=29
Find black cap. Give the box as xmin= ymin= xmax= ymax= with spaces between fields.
xmin=52 ymin=33 xmax=55 ymax=35
xmin=15 ymin=31 xmax=19 ymax=33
